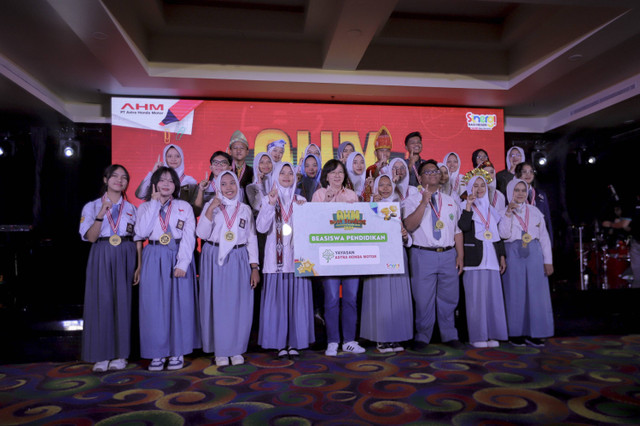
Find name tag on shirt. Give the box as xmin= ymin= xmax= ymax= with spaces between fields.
xmin=126 ymin=223 xmax=134 ymax=234
xmin=176 ymin=220 xmax=185 ymax=230
xmin=239 ymin=219 xmax=246 ymax=229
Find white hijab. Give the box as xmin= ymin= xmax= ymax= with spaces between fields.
xmin=215 ymin=171 xmax=242 ymax=265
xmin=506 ymin=178 xmax=528 ymax=214
xmin=505 ymin=146 xmax=526 ymax=174
xmin=437 ymin=162 xmax=451 ymax=195
xmin=466 ymin=175 xmax=500 ymax=242
xmin=272 ymin=161 xmax=296 ymax=246
xmin=373 ymin=174 xmax=398 ymax=202
xmin=252 ymin=152 xmax=273 ymax=191
xmin=389 ymin=158 xmax=410 ymax=200
xmin=443 ymin=152 xmax=461 ymax=194
xmin=346 ymin=152 xmax=366 ymax=196
xmin=163 ymin=144 xmax=196 ymax=185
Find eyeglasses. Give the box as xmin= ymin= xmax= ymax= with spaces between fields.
xmin=328 ymin=170 xmax=344 ymax=176
xmin=421 ymin=170 xmax=441 ymax=176
xmin=211 ymin=160 xmax=230 ymax=166
xmin=520 ymin=169 xmax=535 ymax=175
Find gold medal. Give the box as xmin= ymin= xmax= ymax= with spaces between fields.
xmin=522 ymin=233 xmax=532 ymax=243
xmin=283 ymin=223 xmax=292 ymax=236
xmin=435 ymin=220 xmax=444 ymax=230
xmin=159 ymin=233 xmax=171 ymax=245
xmin=484 ymin=230 xmax=493 ymax=240
xmin=109 ymin=234 xmax=121 ymax=246
xmin=225 ymin=231 xmax=235 ymax=241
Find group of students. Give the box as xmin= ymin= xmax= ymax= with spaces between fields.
xmin=80 ymin=128 xmax=554 ymax=372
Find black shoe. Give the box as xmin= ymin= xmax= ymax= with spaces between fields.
xmin=412 ymin=340 xmax=429 ymax=351
xmin=525 ymin=337 xmax=545 ymax=347
xmin=509 ymin=336 xmax=526 ymax=347
xmin=444 ymin=339 xmax=466 ymax=350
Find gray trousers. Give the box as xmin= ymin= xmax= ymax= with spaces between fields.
xmin=410 ymin=247 xmax=460 ymax=343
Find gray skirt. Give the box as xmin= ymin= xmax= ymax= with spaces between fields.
xmin=139 ymin=243 xmax=200 ymax=359
xmin=258 ymin=272 xmax=315 ymax=350
xmin=82 ymin=240 xmax=136 ymax=362
xmin=199 ymin=243 xmax=253 ymax=356
xmin=463 ymin=269 xmax=508 ymax=342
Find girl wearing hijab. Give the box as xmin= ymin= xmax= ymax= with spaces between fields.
xmin=478 ymin=161 xmax=507 ymax=214
xmin=196 ymin=170 xmax=260 ymax=366
xmin=267 ymin=139 xmax=286 ymax=165
xmin=312 ymin=159 xmax=365 ymax=356
xmin=389 ymin=158 xmax=419 ymax=203
xmin=193 ymin=151 xmax=233 ymax=217
xmin=257 ymin=162 xmax=314 ymax=359
xmin=298 ymin=143 xmax=322 ymax=167
xmin=135 ymin=144 xmax=198 ymax=202
xmin=443 ymin=152 xmax=462 ymax=197
xmin=246 ymin=152 xmax=274 ymax=212
xmin=515 ymin=162 xmax=553 ymax=244
xmin=458 ymin=175 xmax=508 ymax=348
xmin=360 ymin=174 xmax=414 ymax=353
xmin=346 ymin=151 xmax=371 ymax=201
xmin=471 ymin=149 xmax=490 ymax=168
xmin=296 ymin=153 xmax=321 ymax=202
xmin=438 ymin=162 xmax=451 ymax=195
xmin=134 ymin=167 xmax=200 ymax=371
xmin=496 ymin=146 xmax=525 ymax=194
xmin=337 ymin=141 xmax=355 ymax=164
xmin=499 ymin=179 xmax=554 ymax=347
xmin=80 ymin=164 xmax=140 ymax=372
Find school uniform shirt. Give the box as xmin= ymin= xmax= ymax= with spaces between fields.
xmin=311 ymin=187 xmax=359 ymax=203
xmin=79 ymin=196 xmax=137 ymax=241
xmin=134 ymin=198 xmax=196 ymax=272
xmin=403 ymin=190 xmax=462 ymax=248
xmin=256 ymin=195 xmax=305 ymax=273
xmin=195 ymin=198 xmax=259 ymax=265
xmin=498 ymin=204 xmax=552 ymax=264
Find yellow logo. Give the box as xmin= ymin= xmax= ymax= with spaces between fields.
xmin=330 ymin=210 xmax=366 ymax=230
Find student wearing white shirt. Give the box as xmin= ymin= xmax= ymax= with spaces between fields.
xmin=135 ymin=167 xmax=200 ymax=371
xmin=246 ymin=152 xmax=274 ymax=212
xmin=135 ymin=144 xmax=198 ymax=203
xmin=196 ymin=170 xmax=260 ymax=366
xmin=389 ymin=158 xmax=419 ymax=205
xmin=458 ymin=175 xmax=508 ymax=348
xmin=403 ymin=160 xmax=464 ymax=350
xmin=256 ymin=162 xmax=314 ymax=359
xmin=79 ymin=164 xmax=140 ymax=373
xmin=499 ymin=178 xmax=554 ymax=347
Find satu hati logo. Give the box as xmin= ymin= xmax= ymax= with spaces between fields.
xmin=330 ymin=210 xmax=366 ymax=230
xmin=466 ymin=112 xmax=497 ymax=130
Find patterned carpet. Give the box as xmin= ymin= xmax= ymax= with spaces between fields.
xmin=1 ymin=335 xmax=639 ymax=425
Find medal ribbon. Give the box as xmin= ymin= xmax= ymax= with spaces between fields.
xmin=513 ymin=204 xmax=530 ymax=233
xmin=412 ymin=163 xmax=420 ymax=183
xmin=159 ymin=199 xmax=173 ymax=233
xmin=179 ymin=173 xmax=185 ymax=184
xmin=429 ymin=191 xmax=442 ymax=221
xmin=277 ymin=197 xmax=294 ymax=224
xmin=491 ymin=191 xmax=498 ymax=207
xmin=104 ymin=196 xmax=122 ymax=235
xmin=220 ymin=201 xmax=241 ymax=231
xmin=234 ymin=161 xmax=246 ymax=183
xmin=452 ymin=174 xmax=460 ymax=192
xmin=275 ymin=202 xmax=283 ymax=271
xmin=471 ymin=203 xmax=491 ymax=231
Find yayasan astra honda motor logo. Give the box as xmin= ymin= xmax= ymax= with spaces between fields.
xmin=466 ymin=112 xmax=497 ymax=130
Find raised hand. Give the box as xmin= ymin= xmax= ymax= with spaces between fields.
xmin=151 ymin=184 xmax=161 ymax=202
xmin=268 ymin=184 xmax=278 ymax=205
xmin=465 ymin=193 xmax=476 ymax=211
xmin=152 ymin=154 xmax=163 ymax=172
xmin=99 ymin=197 xmax=113 ymax=217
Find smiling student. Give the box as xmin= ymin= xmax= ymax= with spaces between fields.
xmin=135 ymin=144 xmax=198 ymax=203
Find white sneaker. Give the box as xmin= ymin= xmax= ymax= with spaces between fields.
xmin=471 ymin=341 xmax=488 ymax=348
xmin=92 ymin=360 xmax=109 ymax=372
xmin=166 ymin=355 xmax=184 ymax=371
xmin=342 ymin=341 xmax=365 ymax=354
xmin=230 ymin=355 xmax=244 ymax=365
xmin=325 ymin=342 xmax=339 ymax=356
xmin=487 ymin=340 xmax=500 ymax=348
xmin=108 ymin=358 xmax=127 ymax=371
xmin=148 ymin=358 xmax=166 ymax=371
xmin=215 ymin=356 xmax=229 ymax=366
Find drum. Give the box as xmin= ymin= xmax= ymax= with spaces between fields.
xmin=605 ymin=240 xmax=631 ymax=289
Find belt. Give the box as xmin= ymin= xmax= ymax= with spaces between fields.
xmin=412 ymin=245 xmax=454 ymax=252
xmin=97 ymin=236 xmax=133 ymax=242
xmin=149 ymin=239 xmax=182 ymax=245
xmin=204 ymin=240 xmax=246 ymax=249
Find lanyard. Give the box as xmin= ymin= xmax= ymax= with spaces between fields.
xmin=514 ymin=204 xmax=530 ymax=233
xmin=159 ymin=199 xmax=173 ymax=232
xmin=220 ymin=202 xmax=241 ymax=230
xmin=471 ymin=203 xmax=491 ymax=230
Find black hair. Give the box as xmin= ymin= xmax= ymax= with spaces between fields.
xmin=471 ymin=148 xmax=489 ymax=168
xmin=209 ymin=151 xmax=232 ymax=165
xmin=514 ymin=161 xmax=534 ymax=179
xmin=101 ymin=164 xmax=130 ymax=197
xmin=320 ymin=159 xmax=349 ymax=188
xmin=147 ymin=166 xmax=181 ymax=200
xmin=404 ymin=131 xmax=422 ymax=146
xmin=418 ymin=159 xmax=439 ymax=176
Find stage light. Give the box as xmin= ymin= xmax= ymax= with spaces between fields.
xmin=0 ymin=146 xmax=4 ymax=157
xmin=0 ymin=135 xmax=16 ymax=158
xmin=532 ymin=148 xmax=548 ymax=169
xmin=587 ymin=156 xmax=597 ymax=164
xmin=537 ymin=156 xmax=548 ymax=166
xmin=63 ymin=144 xmax=76 ymax=157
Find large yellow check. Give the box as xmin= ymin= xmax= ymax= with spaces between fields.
xmin=293 ymin=202 xmax=405 ymax=277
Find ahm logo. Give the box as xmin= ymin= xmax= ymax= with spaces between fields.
xmin=121 ymin=103 xmax=164 ymax=111
xmin=466 ymin=112 xmax=497 ymax=130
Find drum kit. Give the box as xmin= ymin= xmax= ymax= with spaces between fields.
xmin=577 ymin=225 xmax=633 ymax=290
